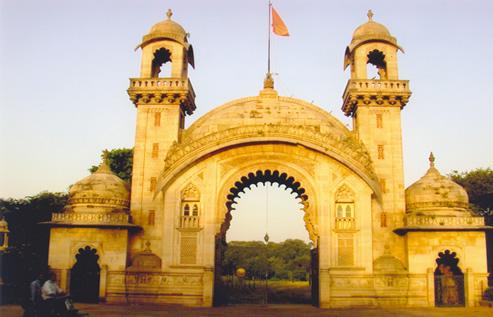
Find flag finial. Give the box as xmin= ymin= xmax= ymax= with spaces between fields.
xmin=166 ymin=9 xmax=173 ymax=20
xmin=367 ymin=9 xmax=374 ymax=21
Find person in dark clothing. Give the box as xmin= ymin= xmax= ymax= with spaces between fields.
xmin=24 ymin=272 xmax=45 ymax=317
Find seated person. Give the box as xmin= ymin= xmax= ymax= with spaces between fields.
xmin=41 ymin=272 xmax=66 ymax=315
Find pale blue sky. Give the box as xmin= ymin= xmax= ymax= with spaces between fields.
xmin=1 ymin=1 xmax=492 ymax=242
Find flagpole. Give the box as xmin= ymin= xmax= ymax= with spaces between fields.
xmin=267 ymin=0 xmax=272 ymax=75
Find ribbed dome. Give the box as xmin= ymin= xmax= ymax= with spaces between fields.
xmin=405 ymin=153 xmax=469 ymax=214
xmin=67 ymin=159 xmax=130 ymax=213
xmin=346 ymin=10 xmax=400 ymax=54
xmin=141 ymin=9 xmax=188 ymax=47
xmin=352 ymin=20 xmax=391 ymax=41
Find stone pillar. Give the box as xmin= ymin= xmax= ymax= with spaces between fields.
xmin=319 ymin=268 xmax=331 ymax=308
xmin=99 ymin=265 xmax=108 ymax=301
xmin=465 ymin=268 xmax=475 ymax=307
xmin=60 ymin=269 xmax=69 ymax=292
xmin=202 ymin=266 xmax=214 ymax=306
xmin=426 ymin=268 xmax=435 ymax=306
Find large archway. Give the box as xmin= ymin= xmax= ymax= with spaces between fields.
xmin=213 ymin=169 xmax=319 ymax=306
xmin=70 ymin=246 xmax=101 ymax=303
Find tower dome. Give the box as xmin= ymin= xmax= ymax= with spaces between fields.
xmin=405 ymin=153 xmax=469 ymax=215
xmin=349 ymin=10 xmax=398 ymax=48
xmin=139 ymin=9 xmax=188 ymax=48
xmin=67 ymin=155 xmax=130 ymax=213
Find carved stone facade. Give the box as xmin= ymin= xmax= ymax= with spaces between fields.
xmin=44 ymin=10 xmax=489 ymax=309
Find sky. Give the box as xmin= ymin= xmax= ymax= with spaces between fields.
xmin=1 ymin=0 xmax=492 ymax=242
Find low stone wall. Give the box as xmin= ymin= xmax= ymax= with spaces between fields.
xmin=105 ymin=271 xmax=205 ymax=306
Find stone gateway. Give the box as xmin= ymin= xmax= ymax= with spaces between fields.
xmin=45 ymin=10 xmax=489 ymax=308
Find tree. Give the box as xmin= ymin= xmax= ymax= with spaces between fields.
xmin=221 ymin=239 xmax=312 ymax=280
xmin=449 ymin=168 xmax=493 ymax=215
xmin=0 ymin=192 xmax=67 ymax=303
xmin=89 ymin=148 xmax=133 ymax=183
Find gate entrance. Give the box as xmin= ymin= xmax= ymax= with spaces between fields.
xmin=70 ymin=246 xmax=101 ymax=303
xmin=213 ymin=169 xmax=319 ymax=306
xmin=434 ymin=250 xmax=465 ymax=307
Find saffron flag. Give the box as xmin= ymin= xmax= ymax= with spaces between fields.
xmin=272 ymin=6 xmax=289 ymax=36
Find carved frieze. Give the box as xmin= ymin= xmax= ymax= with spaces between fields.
xmin=161 ymin=124 xmax=376 ymax=183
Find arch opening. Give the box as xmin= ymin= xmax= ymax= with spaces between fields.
xmin=151 ymin=48 xmax=172 ymax=78
xmin=70 ymin=246 xmax=101 ymax=303
xmin=434 ymin=250 xmax=465 ymax=307
xmin=367 ymin=49 xmax=387 ymax=80
xmin=214 ymin=169 xmax=319 ymax=306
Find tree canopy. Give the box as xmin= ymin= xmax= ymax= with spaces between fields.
xmin=222 ymin=239 xmax=312 ymax=280
xmin=450 ymin=168 xmax=493 ymax=215
xmin=0 ymin=192 xmax=68 ymax=303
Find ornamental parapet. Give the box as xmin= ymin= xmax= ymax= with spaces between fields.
xmin=127 ymin=77 xmax=196 ymax=115
xmin=394 ymin=214 xmax=491 ymax=235
xmin=406 ymin=201 xmax=469 ymax=212
xmin=50 ymin=212 xmax=131 ymax=226
xmin=342 ymin=79 xmax=411 ymax=116
xmin=404 ymin=214 xmax=484 ymax=227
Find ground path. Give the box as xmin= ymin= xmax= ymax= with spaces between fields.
xmin=1 ymin=303 xmax=492 ymax=317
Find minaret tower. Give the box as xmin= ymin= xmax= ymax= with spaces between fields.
xmin=127 ymin=10 xmax=196 ymax=245
xmin=342 ymin=11 xmax=411 ymax=259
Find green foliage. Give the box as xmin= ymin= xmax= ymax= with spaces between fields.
xmin=0 ymin=191 xmax=68 ymax=303
xmin=449 ymin=168 xmax=493 ymax=215
xmin=89 ymin=148 xmax=133 ymax=183
xmin=222 ymin=239 xmax=311 ymax=280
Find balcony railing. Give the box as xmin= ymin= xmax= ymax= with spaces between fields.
xmin=343 ymin=79 xmax=410 ymax=96
xmin=335 ymin=217 xmax=356 ymax=230
xmin=180 ymin=216 xmax=200 ymax=229
xmin=128 ymin=78 xmax=195 ymax=95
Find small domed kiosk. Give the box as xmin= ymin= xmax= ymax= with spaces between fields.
xmin=45 ymin=154 xmax=140 ymax=302
xmin=396 ymin=153 xmax=490 ymax=307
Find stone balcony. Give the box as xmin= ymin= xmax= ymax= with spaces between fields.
xmin=179 ymin=215 xmax=201 ymax=230
xmin=342 ymin=79 xmax=411 ymax=116
xmin=127 ymin=77 xmax=196 ymax=115
xmin=335 ymin=217 xmax=356 ymax=231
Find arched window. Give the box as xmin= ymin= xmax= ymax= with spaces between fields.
xmin=183 ymin=204 xmax=190 ymax=217
xmin=367 ymin=49 xmax=387 ymax=80
xmin=336 ymin=205 xmax=344 ymax=218
xmin=151 ymin=48 xmax=172 ymax=78
xmin=345 ymin=205 xmax=353 ymax=218
xmin=180 ymin=183 xmax=201 ymax=229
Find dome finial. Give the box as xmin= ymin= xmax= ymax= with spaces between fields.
xmin=429 ymin=152 xmax=435 ymax=168
xmin=263 ymin=73 xmax=274 ymax=89
xmin=102 ymin=149 xmax=110 ymax=165
xmin=144 ymin=240 xmax=152 ymax=252
xmin=166 ymin=9 xmax=173 ymax=20
xmin=367 ymin=9 xmax=374 ymax=21
xmin=95 ymin=150 xmax=112 ymax=174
